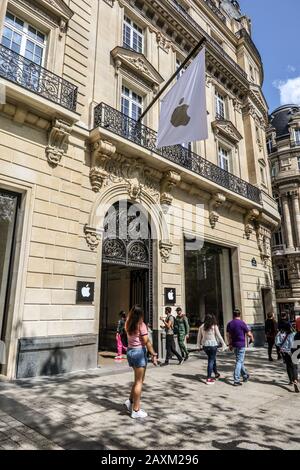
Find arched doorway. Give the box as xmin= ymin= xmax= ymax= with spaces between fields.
xmin=99 ymin=201 xmax=153 ymax=351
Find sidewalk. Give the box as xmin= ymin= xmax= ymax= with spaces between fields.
xmin=0 ymin=348 xmax=299 ymax=450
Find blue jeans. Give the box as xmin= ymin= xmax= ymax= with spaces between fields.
xmin=127 ymin=347 xmax=147 ymax=368
xmin=234 ymin=347 xmax=248 ymax=383
xmin=203 ymin=346 xmax=218 ymax=379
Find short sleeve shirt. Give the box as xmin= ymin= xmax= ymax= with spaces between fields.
xmin=127 ymin=322 xmax=148 ymax=349
xmin=227 ymin=319 xmax=249 ymax=348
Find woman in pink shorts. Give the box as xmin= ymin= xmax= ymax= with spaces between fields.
xmin=124 ymin=305 xmax=158 ymax=419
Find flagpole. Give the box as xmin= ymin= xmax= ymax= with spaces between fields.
xmin=137 ymin=37 xmax=207 ymax=124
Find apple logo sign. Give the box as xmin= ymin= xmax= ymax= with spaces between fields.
xmin=168 ymin=290 xmax=174 ymax=301
xmin=170 ymin=98 xmax=191 ymax=127
xmin=81 ymin=284 xmax=91 ymax=298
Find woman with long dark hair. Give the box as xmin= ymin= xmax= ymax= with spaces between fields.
xmin=125 ymin=305 xmax=158 ymax=419
xmin=197 ymin=314 xmax=227 ymax=385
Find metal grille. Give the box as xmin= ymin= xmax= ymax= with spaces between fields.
xmin=0 ymin=44 xmax=78 ymax=112
xmin=94 ymin=103 xmax=261 ymax=204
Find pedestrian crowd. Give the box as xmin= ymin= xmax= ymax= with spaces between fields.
xmin=115 ymin=305 xmax=300 ymax=419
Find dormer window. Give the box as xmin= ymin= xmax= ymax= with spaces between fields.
xmin=2 ymin=12 xmax=46 ymax=66
xmin=123 ymin=16 xmax=144 ymax=54
xmin=294 ymin=128 xmax=300 ymax=145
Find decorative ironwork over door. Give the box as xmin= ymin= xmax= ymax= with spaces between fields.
xmin=102 ymin=201 xmax=152 ymax=269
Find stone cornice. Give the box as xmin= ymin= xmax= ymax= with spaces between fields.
xmin=212 ymin=118 xmax=243 ymax=144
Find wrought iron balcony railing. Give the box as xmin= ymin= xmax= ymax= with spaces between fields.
xmin=168 ymin=0 xmax=248 ymax=80
xmin=203 ymin=0 xmax=226 ymax=23
xmin=94 ymin=103 xmax=261 ymax=204
xmin=0 ymin=44 xmax=78 ymax=112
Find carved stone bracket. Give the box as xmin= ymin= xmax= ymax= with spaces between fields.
xmin=90 ymin=139 xmax=116 ymax=192
xmin=159 ymin=241 xmax=173 ymax=263
xmin=209 ymin=193 xmax=226 ymax=229
xmin=84 ymin=225 xmax=103 ymax=251
xmin=160 ymin=170 xmax=181 ymax=212
xmin=244 ymin=208 xmax=260 ymax=240
xmin=46 ymin=119 xmax=73 ymax=166
xmin=255 ymin=224 xmax=271 ymax=267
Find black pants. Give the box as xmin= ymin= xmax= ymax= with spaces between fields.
xmin=165 ymin=335 xmax=182 ymax=363
xmin=267 ymin=338 xmax=281 ymax=359
xmin=282 ymin=352 xmax=298 ymax=382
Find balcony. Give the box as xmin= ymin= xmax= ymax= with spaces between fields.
xmin=0 ymin=44 xmax=77 ymax=112
xmin=168 ymin=0 xmax=248 ymax=81
xmin=94 ymin=102 xmax=261 ymax=204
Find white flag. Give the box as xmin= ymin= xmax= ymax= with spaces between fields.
xmin=157 ymin=48 xmax=208 ymax=148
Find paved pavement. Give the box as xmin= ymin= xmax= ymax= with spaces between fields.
xmin=0 ymin=348 xmax=299 ymax=450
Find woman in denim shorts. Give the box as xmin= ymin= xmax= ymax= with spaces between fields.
xmin=124 ymin=305 xmax=158 ymax=419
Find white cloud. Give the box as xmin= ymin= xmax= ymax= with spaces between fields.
xmin=273 ymin=77 xmax=300 ymax=105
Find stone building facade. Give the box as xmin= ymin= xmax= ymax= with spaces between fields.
xmin=268 ymin=104 xmax=300 ymax=319
xmin=0 ymin=0 xmax=279 ymax=379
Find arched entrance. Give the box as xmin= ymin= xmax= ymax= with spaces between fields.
xmin=99 ymin=200 xmax=153 ymax=351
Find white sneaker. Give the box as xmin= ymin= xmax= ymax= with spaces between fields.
xmin=131 ymin=409 xmax=148 ymax=419
xmin=124 ymin=399 xmax=132 ymax=412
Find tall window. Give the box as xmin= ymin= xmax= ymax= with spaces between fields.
xmin=1 ymin=12 xmax=46 ymax=65
xmin=273 ymin=230 xmax=283 ymax=247
xmin=260 ymin=165 xmax=266 ymax=185
xmin=294 ymin=128 xmax=300 ymax=145
xmin=266 ymin=138 xmax=273 ymax=154
xmin=0 ymin=190 xmax=19 ymax=340
xmin=176 ymin=58 xmax=186 ymax=80
xmin=121 ymin=86 xmax=143 ymax=121
xmin=215 ymin=91 xmax=225 ymax=119
xmin=123 ymin=16 xmax=143 ymax=53
xmin=277 ymin=265 xmax=289 ymax=289
xmin=218 ymin=146 xmax=230 ymax=172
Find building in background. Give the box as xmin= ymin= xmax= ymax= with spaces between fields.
xmin=0 ymin=0 xmax=279 ymax=379
xmin=267 ymin=104 xmax=300 ymax=320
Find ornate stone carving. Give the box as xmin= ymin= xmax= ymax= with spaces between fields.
xmin=90 ymin=140 xmax=116 ymax=192
xmin=46 ymin=119 xmax=73 ymax=166
xmin=255 ymin=225 xmax=272 ymax=267
xmin=209 ymin=193 xmax=226 ymax=229
xmin=244 ymin=209 xmax=260 ymax=240
xmin=156 ymin=32 xmax=171 ymax=53
xmin=84 ymin=225 xmax=103 ymax=251
xmin=160 ymin=170 xmax=181 ymax=212
xmin=159 ymin=241 xmax=173 ymax=263
xmin=212 ymin=119 xmax=243 ymax=144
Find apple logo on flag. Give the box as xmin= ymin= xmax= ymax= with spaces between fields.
xmin=171 ymin=98 xmax=191 ymax=127
xmin=168 ymin=290 xmax=174 ymax=301
xmin=81 ymin=284 xmax=90 ymax=298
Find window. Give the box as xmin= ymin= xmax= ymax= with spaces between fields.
xmin=294 ymin=128 xmax=300 ymax=145
xmin=0 ymin=190 xmax=19 ymax=340
xmin=298 ymin=156 xmax=300 ymax=170
xmin=273 ymin=230 xmax=283 ymax=247
xmin=2 ymin=12 xmax=46 ymax=65
xmin=121 ymin=86 xmax=143 ymax=121
xmin=260 ymin=165 xmax=266 ymax=185
xmin=271 ymin=162 xmax=278 ymax=178
xmin=176 ymin=59 xmax=186 ymax=80
xmin=266 ymin=138 xmax=273 ymax=154
xmin=277 ymin=265 xmax=289 ymax=289
xmin=218 ymin=146 xmax=230 ymax=172
xmin=123 ymin=16 xmax=143 ymax=53
xmin=215 ymin=91 xmax=225 ymax=119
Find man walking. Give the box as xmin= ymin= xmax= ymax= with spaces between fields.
xmin=174 ymin=307 xmax=190 ymax=361
xmin=226 ymin=309 xmax=254 ymax=386
xmin=160 ymin=307 xmax=183 ymax=366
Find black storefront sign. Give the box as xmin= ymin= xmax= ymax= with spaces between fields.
xmin=76 ymin=281 xmax=95 ymax=303
xmin=164 ymin=288 xmax=176 ymax=305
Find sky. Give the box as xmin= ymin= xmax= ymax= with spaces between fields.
xmin=239 ymin=0 xmax=300 ymax=113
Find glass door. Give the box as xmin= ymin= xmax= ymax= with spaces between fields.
xmin=0 ymin=189 xmax=19 ymax=340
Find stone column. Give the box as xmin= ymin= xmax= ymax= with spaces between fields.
xmin=282 ymin=194 xmax=294 ymax=249
xmin=291 ymin=190 xmax=300 ymax=249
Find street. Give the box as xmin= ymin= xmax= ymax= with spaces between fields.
xmin=0 ymin=349 xmax=299 ymax=450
